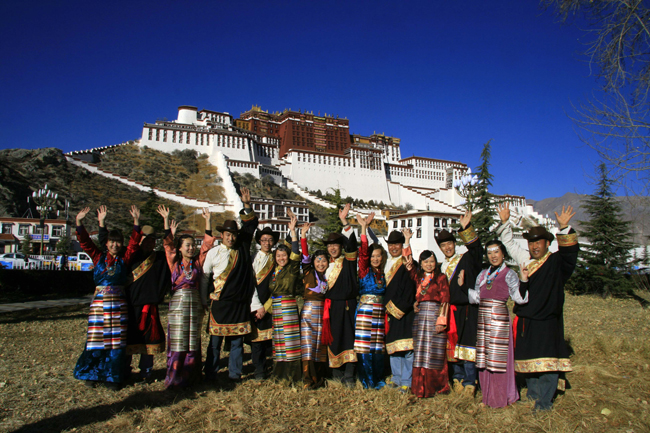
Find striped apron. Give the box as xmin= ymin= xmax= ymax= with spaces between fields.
xmin=168 ymin=288 xmax=203 ymax=352
xmin=86 ymin=285 xmax=128 ymax=350
xmin=413 ymin=301 xmax=447 ymax=370
xmin=476 ymin=298 xmax=510 ymax=373
xmin=272 ymin=296 xmax=301 ymax=362
xmin=354 ymin=294 xmax=386 ymax=354
xmin=300 ymin=300 xmax=327 ymax=362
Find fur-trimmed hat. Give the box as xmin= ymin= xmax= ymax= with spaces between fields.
xmin=255 ymin=227 xmax=279 ymax=245
xmin=523 ymin=226 xmax=554 ymax=243
xmin=435 ymin=229 xmax=456 ymax=245
xmin=323 ymin=233 xmax=346 ymax=245
xmin=385 ymin=230 xmax=405 ymax=245
xmin=216 ymin=220 xmax=239 ymax=234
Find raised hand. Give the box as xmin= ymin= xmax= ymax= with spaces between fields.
xmin=288 ymin=215 xmax=298 ymax=241
xmin=497 ymin=203 xmax=510 ymax=224
xmin=405 ymin=255 xmax=414 ymax=271
xmin=240 ymin=186 xmax=251 ymax=206
xmin=401 ymin=227 xmax=412 ymax=243
xmin=339 ymin=203 xmax=351 ymax=225
xmin=76 ymin=207 xmax=91 ymax=226
xmin=365 ymin=212 xmax=375 ymax=226
xmin=96 ymin=205 xmax=108 ymax=227
xmin=170 ymin=219 xmax=179 ymax=237
xmin=156 ymin=205 xmax=170 ymax=220
xmin=519 ymin=263 xmax=529 ymax=282
xmin=299 ymin=222 xmax=315 ymax=239
xmin=457 ymin=269 xmax=465 ymax=287
xmin=554 ymin=205 xmax=575 ymax=229
xmin=201 ymin=208 xmax=211 ymax=231
xmin=459 ymin=210 xmax=472 ymax=230
xmin=286 ymin=208 xmax=296 ymax=219
xmin=130 ymin=205 xmax=140 ymax=226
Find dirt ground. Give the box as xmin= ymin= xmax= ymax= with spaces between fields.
xmin=1 ymin=294 xmax=649 ymax=433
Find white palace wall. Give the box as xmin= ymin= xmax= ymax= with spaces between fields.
xmin=280 ymin=151 xmax=392 ymax=204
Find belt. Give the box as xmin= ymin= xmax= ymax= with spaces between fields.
xmin=360 ymin=294 xmax=384 ymax=304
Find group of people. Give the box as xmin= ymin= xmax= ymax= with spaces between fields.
xmin=72 ymin=188 xmax=579 ymax=412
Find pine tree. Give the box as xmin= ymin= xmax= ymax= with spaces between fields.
xmin=313 ymin=188 xmax=344 ymax=250
xmin=572 ymin=162 xmax=635 ymax=296
xmin=471 ymin=139 xmax=497 ymax=247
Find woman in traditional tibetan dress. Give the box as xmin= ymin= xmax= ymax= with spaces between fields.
xmin=73 ymin=205 xmax=142 ymax=390
xmin=299 ymin=222 xmax=329 ymax=389
xmin=353 ymin=212 xmax=387 ymax=389
xmin=467 ymin=240 xmax=528 ymax=408
xmin=269 ymin=214 xmax=302 ymax=383
xmin=161 ymin=207 xmax=215 ymax=389
xmin=405 ymin=236 xmax=451 ymax=398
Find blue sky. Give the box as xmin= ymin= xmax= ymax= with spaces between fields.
xmin=0 ymin=1 xmax=603 ymax=200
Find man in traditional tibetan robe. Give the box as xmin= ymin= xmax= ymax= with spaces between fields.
xmin=382 ymin=229 xmax=416 ymax=393
xmin=322 ymin=204 xmax=359 ymax=386
xmin=202 ymin=187 xmax=260 ymax=382
xmin=436 ymin=211 xmax=482 ymax=396
xmin=248 ymin=226 xmax=278 ymax=380
xmin=496 ymin=203 xmax=578 ymax=411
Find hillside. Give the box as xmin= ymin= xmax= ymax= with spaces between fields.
xmin=530 ymin=192 xmax=650 ymax=245
xmin=0 ymin=148 xmax=232 ymax=236
xmin=97 ymin=144 xmax=226 ymax=203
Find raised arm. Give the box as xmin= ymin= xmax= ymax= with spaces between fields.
xmin=238 ymin=186 xmax=259 ymax=248
xmin=75 ymin=207 xmax=102 ymax=264
xmin=468 ymin=269 xmax=481 ymax=304
xmin=555 ymin=205 xmax=580 ymax=283
xmin=496 ymin=203 xmax=529 ymax=264
xmin=97 ymin=205 xmax=108 ymax=246
xmin=198 ymin=208 xmax=216 ymax=268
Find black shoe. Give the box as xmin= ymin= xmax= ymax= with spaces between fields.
xmin=84 ymin=380 xmax=96 ymax=388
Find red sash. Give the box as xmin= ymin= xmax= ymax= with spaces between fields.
xmin=138 ymin=305 xmax=161 ymax=341
xmin=446 ymin=305 xmax=458 ymax=360
xmin=321 ymin=299 xmax=333 ymax=345
xmin=512 ymin=315 xmax=519 ymax=349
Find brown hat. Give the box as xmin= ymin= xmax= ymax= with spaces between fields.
xmin=216 ymin=220 xmax=239 ymax=234
xmin=255 ymin=227 xmax=279 ymax=245
xmin=385 ymin=230 xmax=405 ymax=244
xmin=523 ymin=226 xmax=554 ymax=243
xmin=435 ymin=230 xmax=456 ymax=245
xmin=323 ymin=233 xmax=346 ymax=245
xmin=141 ymin=225 xmax=157 ymax=238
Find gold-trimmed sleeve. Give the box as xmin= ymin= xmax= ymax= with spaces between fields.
xmin=344 ymin=251 xmax=358 ymax=261
xmin=458 ymin=225 xmax=478 ymax=245
xmin=557 ymin=232 xmax=578 ymax=247
xmin=386 ymin=300 xmax=405 ymax=320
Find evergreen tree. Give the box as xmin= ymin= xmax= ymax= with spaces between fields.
xmin=644 ymin=245 xmax=649 ymax=266
xmin=572 ymin=162 xmax=635 ymax=296
xmin=140 ymin=189 xmax=166 ymax=234
xmin=470 ymin=139 xmax=498 ymax=247
xmin=313 ymin=188 xmax=344 ymax=250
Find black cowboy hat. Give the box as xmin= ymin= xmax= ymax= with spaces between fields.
xmin=523 ymin=226 xmax=554 ymax=243
xmin=323 ymin=233 xmax=346 ymax=246
xmin=435 ymin=229 xmax=456 ymax=245
xmin=385 ymin=230 xmax=405 ymax=245
xmin=255 ymin=227 xmax=279 ymax=245
xmin=215 ymin=219 xmax=239 ymax=234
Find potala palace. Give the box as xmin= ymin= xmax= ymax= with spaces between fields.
xmin=67 ymin=104 xmax=554 ymax=255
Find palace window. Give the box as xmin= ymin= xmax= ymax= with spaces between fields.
xmin=393 ymin=221 xmax=398 ymax=229
xmin=408 ymin=219 xmax=413 ymax=227
xmin=442 ymin=219 xmax=448 ymax=228
xmin=417 ymin=228 xmax=422 ymax=238
xmin=417 ymin=218 xmax=422 ymax=226
xmin=434 ymin=218 xmax=440 ymax=228
xmin=401 ymin=220 xmax=406 ymax=228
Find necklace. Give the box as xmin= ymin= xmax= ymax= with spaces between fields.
xmin=419 ymin=273 xmax=433 ymax=297
xmin=272 ymin=267 xmax=283 ymax=283
xmin=485 ymin=264 xmax=505 ymax=290
xmin=180 ymin=261 xmax=193 ymax=280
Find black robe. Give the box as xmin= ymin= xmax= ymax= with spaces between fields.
xmin=203 ymin=209 xmax=259 ymax=336
xmin=446 ymin=225 xmax=482 ymax=362
xmin=324 ymin=232 xmax=359 ymax=368
xmin=513 ymin=229 xmax=579 ymax=375
xmin=384 ymin=258 xmax=416 ymax=355
xmin=250 ymin=252 xmax=273 ymax=342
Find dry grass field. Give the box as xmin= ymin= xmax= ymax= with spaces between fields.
xmin=1 ymin=294 xmax=649 ymax=433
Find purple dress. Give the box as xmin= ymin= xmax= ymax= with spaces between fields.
xmin=469 ymin=265 xmax=527 ymax=408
